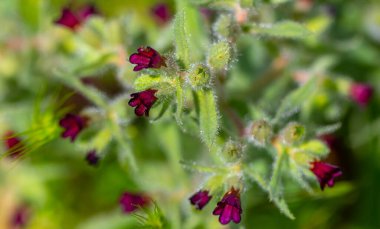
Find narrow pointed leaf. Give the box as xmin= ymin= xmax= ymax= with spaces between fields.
xmin=197 ymin=89 xmax=218 ymax=148
xmin=274 ymin=76 xmax=318 ymax=122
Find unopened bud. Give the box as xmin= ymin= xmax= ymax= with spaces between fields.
xmin=187 ymin=64 xmax=211 ymax=90
xmin=281 ymin=122 xmax=305 ymax=145
xmin=248 ymin=120 xmax=272 ymax=147
xmin=207 ymin=41 xmax=231 ymax=72
xmin=222 ymin=140 xmax=243 ymax=162
xmin=213 ymin=14 xmax=234 ymax=39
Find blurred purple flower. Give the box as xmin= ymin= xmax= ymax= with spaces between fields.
xmin=59 ymin=113 xmax=87 ymax=142
xmin=189 ymin=190 xmax=212 ymax=210
xmin=11 ymin=206 xmax=29 ymax=228
xmin=199 ymin=7 xmax=213 ymax=21
xmin=119 ymin=192 xmax=150 ymax=213
xmin=129 ymin=46 xmax=166 ymax=71
xmin=152 ymin=3 xmax=172 ymax=24
xmin=350 ymin=83 xmax=373 ymax=107
xmin=310 ymin=161 xmax=342 ymax=190
xmin=86 ymin=150 xmax=99 ymax=166
xmin=55 ymin=5 xmax=97 ymax=30
xmin=319 ymin=134 xmax=338 ymax=150
xmin=128 ymin=89 xmax=158 ymax=117
xmin=3 ymin=131 xmax=23 ymax=158
xmin=213 ymin=187 xmax=242 ymax=225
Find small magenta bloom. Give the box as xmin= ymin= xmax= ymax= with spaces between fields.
xmin=11 ymin=206 xmax=29 ymax=228
xmin=189 ymin=190 xmax=212 ymax=210
xmin=129 ymin=47 xmax=166 ymax=71
xmin=119 ymin=192 xmax=150 ymax=213
xmin=350 ymin=83 xmax=373 ymax=107
xmin=310 ymin=161 xmax=342 ymax=190
xmin=213 ymin=187 xmax=242 ymax=225
xmin=128 ymin=89 xmax=158 ymax=117
xmin=55 ymin=5 xmax=97 ymax=30
xmin=86 ymin=150 xmax=99 ymax=166
xmin=151 ymin=3 xmax=172 ymax=24
xmin=59 ymin=113 xmax=87 ymax=142
xmin=3 ymin=131 xmax=23 ymax=158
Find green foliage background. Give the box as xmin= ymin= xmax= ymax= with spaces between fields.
xmin=1 ymin=0 xmax=380 ymax=228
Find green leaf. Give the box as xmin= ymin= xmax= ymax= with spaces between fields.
xmin=298 ymin=140 xmax=329 ymax=158
xmin=73 ymin=53 xmax=115 ymax=76
xmin=269 ymin=151 xmax=286 ymax=200
xmin=18 ymin=0 xmax=42 ymax=31
xmin=272 ymin=196 xmax=295 ymax=220
xmin=273 ymin=76 xmax=318 ymax=122
xmin=151 ymin=100 xmax=171 ymax=121
xmin=174 ymin=10 xmax=190 ymax=69
xmin=288 ymin=157 xmax=313 ymax=193
xmin=314 ymin=123 xmax=341 ymax=136
xmin=205 ymin=174 xmax=227 ymax=192
xmin=271 ymin=0 xmax=292 ymax=4
xmin=54 ymin=71 xmax=108 ymax=108
xmin=134 ymin=75 xmax=166 ymax=91
xmin=248 ymin=21 xmax=313 ymax=40
xmin=180 ymin=161 xmax=225 ymax=174
xmin=197 ymin=89 xmax=219 ymax=148
xmin=175 ymin=0 xmax=208 ymax=67
xmin=244 ymin=164 xmax=268 ymax=191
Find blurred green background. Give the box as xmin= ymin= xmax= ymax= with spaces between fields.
xmin=1 ymin=0 xmax=380 ymax=228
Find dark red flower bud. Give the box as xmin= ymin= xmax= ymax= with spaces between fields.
xmin=86 ymin=150 xmax=99 ymax=166
xmin=59 ymin=113 xmax=87 ymax=142
xmin=128 ymin=89 xmax=158 ymax=117
xmin=119 ymin=192 xmax=150 ymax=213
xmin=55 ymin=5 xmax=97 ymax=30
xmin=129 ymin=47 xmax=166 ymax=71
xmin=3 ymin=131 xmax=23 ymax=158
xmin=350 ymin=83 xmax=373 ymax=107
xmin=151 ymin=3 xmax=172 ymax=24
xmin=213 ymin=187 xmax=242 ymax=225
xmin=310 ymin=161 xmax=342 ymax=190
xmin=189 ymin=190 xmax=212 ymax=210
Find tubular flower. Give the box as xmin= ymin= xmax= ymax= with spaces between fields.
xmin=213 ymin=187 xmax=242 ymax=225
xmin=350 ymin=83 xmax=373 ymax=107
xmin=128 ymin=89 xmax=158 ymax=117
xmin=129 ymin=47 xmax=166 ymax=71
xmin=189 ymin=190 xmax=212 ymax=210
xmin=3 ymin=131 xmax=23 ymax=158
xmin=86 ymin=150 xmax=99 ymax=166
xmin=119 ymin=192 xmax=150 ymax=214
xmin=59 ymin=113 xmax=87 ymax=142
xmin=55 ymin=5 xmax=97 ymax=30
xmin=310 ymin=161 xmax=342 ymax=190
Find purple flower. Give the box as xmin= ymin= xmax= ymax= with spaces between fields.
xmin=151 ymin=3 xmax=172 ymax=24
xmin=310 ymin=161 xmax=342 ymax=190
xmin=59 ymin=113 xmax=87 ymax=142
xmin=128 ymin=89 xmax=158 ymax=117
xmin=3 ymin=131 xmax=23 ymax=158
xmin=119 ymin=192 xmax=150 ymax=213
xmin=11 ymin=206 xmax=29 ymax=228
xmin=55 ymin=5 xmax=97 ymax=30
xmin=189 ymin=190 xmax=212 ymax=210
xmin=129 ymin=47 xmax=166 ymax=71
xmin=86 ymin=150 xmax=99 ymax=166
xmin=213 ymin=187 xmax=242 ymax=225
xmin=350 ymin=83 xmax=373 ymax=107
